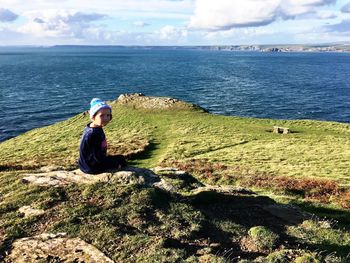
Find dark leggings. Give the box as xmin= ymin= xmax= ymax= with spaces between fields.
xmin=102 ymin=155 xmax=127 ymax=170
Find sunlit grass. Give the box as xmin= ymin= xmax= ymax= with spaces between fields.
xmin=1 ymin=99 xmax=350 ymax=261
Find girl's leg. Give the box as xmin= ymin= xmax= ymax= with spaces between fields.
xmin=104 ymin=155 xmax=127 ymax=170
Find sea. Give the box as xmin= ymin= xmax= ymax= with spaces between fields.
xmin=0 ymin=46 xmax=350 ymax=142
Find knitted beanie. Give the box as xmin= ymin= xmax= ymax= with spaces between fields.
xmin=89 ymin=98 xmax=112 ymax=119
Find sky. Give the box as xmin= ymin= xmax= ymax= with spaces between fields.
xmin=0 ymin=0 xmax=350 ymax=46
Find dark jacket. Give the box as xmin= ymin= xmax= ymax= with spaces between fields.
xmin=78 ymin=124 xmax=107 ymax=174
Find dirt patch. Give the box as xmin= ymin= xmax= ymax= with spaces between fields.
xmin=241 ymin=174 xmax=341 ymax=203
xmin=160 ymin=159 xmax=229 ymax=180
xmin=339 ymin=188 xmax=350 ymax=209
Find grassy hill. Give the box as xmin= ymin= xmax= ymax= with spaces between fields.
xmin=0 ymin=94 xmax=349 ymax=262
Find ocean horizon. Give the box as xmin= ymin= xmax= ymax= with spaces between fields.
xmin=1 ymin=46 xmax=349 ymax=142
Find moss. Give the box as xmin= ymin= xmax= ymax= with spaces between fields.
xmin=295 ymin=253 xmax=320 ymax=263
xmin=248 ymin=226 xmax=279 ymax=251
xmin=265 ymin=250 xmax=290 ymax=263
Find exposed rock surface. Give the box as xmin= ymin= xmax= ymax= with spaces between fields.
xmin=18 ymin=206 xmax=45 ymax=218
xmin=191 ymin=185 xmax=255 ymax=195
xmin=153 ymin=166 xmax=189 ymax=176
xmin=5 ymin=233 xmax=114 ymax=263
xmin=22 ymin=166 xmax=176 ymax=192
xmin=263 ymin=204 xmax=312 ymax=224
xmin=116 ymin=93 xmax=205 ymax=111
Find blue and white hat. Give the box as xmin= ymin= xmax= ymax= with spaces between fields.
xmin=89 ymin=98 xmax=112 ymax=119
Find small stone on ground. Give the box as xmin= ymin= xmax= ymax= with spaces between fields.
xmin=18 ymin=206 xmax=45 ymax=218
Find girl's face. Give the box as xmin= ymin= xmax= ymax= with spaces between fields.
xmin=91 ymin=108 xmax=112 ymax=127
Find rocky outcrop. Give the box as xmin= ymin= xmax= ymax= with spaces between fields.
xmin=5 ymin=233 xmax=114 ymax=263
xmin=22 ymin=166 xmax=176 ymax=192
xmin=116 ymin=93 xmax=206 ymax=111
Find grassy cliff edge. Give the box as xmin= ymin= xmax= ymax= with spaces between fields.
xmin=0 ymin=94 xmax=349 ymax=262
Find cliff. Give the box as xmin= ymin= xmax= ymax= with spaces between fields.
xmin=0 ymin=94 xmax=349 ymax=262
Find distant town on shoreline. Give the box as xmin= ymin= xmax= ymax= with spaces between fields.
xmin=48 ymin=43 xmax=350 ymax=53
xmin=195 ymin=44 xmax=350 ymax=52
xmin=2 ymin=44 xmax=350 ymax=53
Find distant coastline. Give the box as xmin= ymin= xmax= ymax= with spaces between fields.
xmin=196 ymin=44 xmax=350 ymax=53
xmin=51 ymin=43 xmax=350 ymax=52
xmin=1 ymin=44 xmax=350 ymax=53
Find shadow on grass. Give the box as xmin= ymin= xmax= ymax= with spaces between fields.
xmin=306 ymin=243 xmax=350 ymax=258
xmin=2 ymin=168 xmax=350 ymax=262
xmin=0 ymin=164 xmax=39 ymax=172
xmin=189 ymin=191 xmax=294 ymax=230
xmin=154 ymin=186 xmax=305 ymax=260
xmin=126 ymin=140 xmax=159 ymax=162
xmin=291 ymin=201 xmax=350 ymax=230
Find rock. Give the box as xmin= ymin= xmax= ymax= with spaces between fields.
xmin=263 ymin=204 xmax=311 ymax=224
xmin=153 ymin=178 xmax=177 ymax=192
xmin=153 ymin=166 xmax=188 ymax=177
xmin=22 ymin=169 xmax=111 ymax=187
xmin=21 ymin=166 xmax=177 ymax=192
xmin=18 ymin=206 xmax=45 ymax=218
xmin=273 ymin=126 xmax=290 ymax=134
xmin=192 ymin=185 xmax=255 ymax=195
xmin=5 ymin=233 xmax=114 ymax=263
xmin=111 ymin=171 xmax=145 ymax=185
xmin=39 ymin=166 xmax=65 ymax=172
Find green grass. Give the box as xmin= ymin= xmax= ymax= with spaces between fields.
xmin=1 ymin=98 xmax=350 ymax=261
xmin=1 ymin=103 xmax=349 ymax=184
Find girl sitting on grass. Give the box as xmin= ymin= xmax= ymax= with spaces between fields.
xmin=78 ymin=98 xmax=127 ymax=174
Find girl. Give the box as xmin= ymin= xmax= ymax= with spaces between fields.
xmin=78 ymin=98 xmax=126 ymax=174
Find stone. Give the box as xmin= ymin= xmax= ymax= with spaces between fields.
xmin=18 ymin=206 xmax=45 ymax=218
xmin=21 ymin=166 xmax=176 ymax=192
xmin=263 ymin=204 xmax=311 ymax=224
xmin=273 ymin=126 xmax=290 ymax=134
xmin=5 ymin=233 xmax=114 ymax=263
xmin=191 ymin=185 xmax=254 ymax=195
xmin=111 ymin=171 xmax=145 ymax=185
xmin=153 ymin=178 xmax=177 ymax=192
xmin=153 ymin=166 xmax=188 ymax=176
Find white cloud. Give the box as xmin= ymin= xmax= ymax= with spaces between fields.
xmin=316 ymin=10 xmax=337 ymax=19
xmin=2 ymin=0 xmax=194 ymax=15
xmin=133 ymin=21 xmax=150 ymax=27
xmin=0 ymin=0 xmax=347 ymax=45
xmin=158 ymin=25 xmax=188 ymax=41
xmin=189 ymin=0 xmax=337 ymax=31
xmin=18 ymin=10 xmax=106 ymax=39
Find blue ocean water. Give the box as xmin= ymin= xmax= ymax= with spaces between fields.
xmin=0 ymin=46 xmax=350 ymax=142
